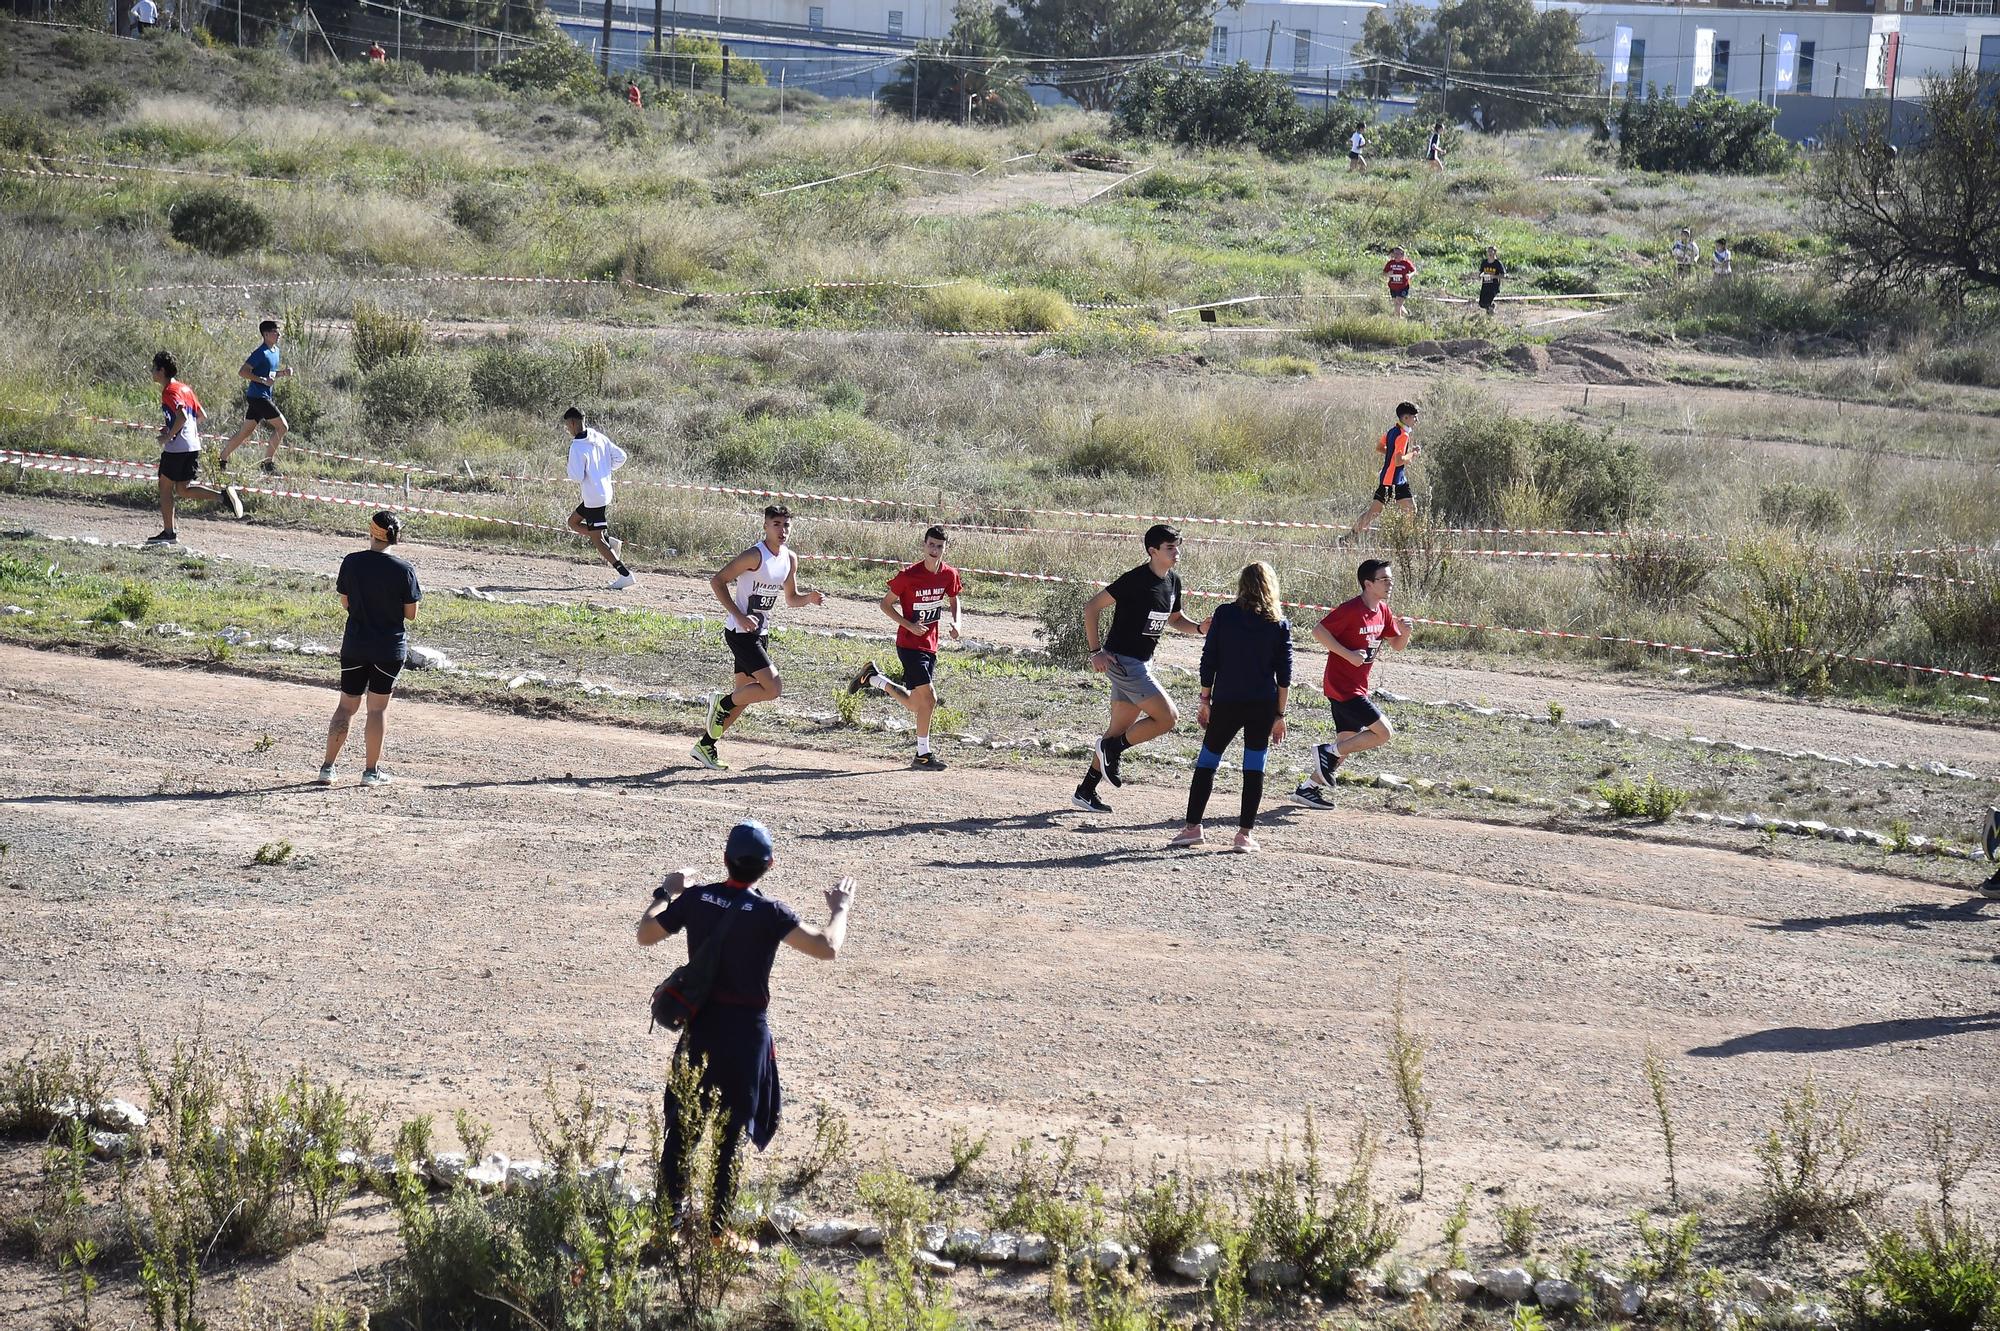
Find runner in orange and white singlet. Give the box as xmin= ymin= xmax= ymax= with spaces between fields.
xmin=1341 ymin=401 xmax=1419 ymax=544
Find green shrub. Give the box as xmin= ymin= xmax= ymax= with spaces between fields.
xmin=711 ymin=409 xmax=907 ymax=486
xmin=1034 ymin=577 xmax=1098 ymax=669
xmin=1755 ymin=1069 xmax=1881 ymax=1237
xmin=487 ymin=11 xmax=601 ymax=96
xmin=1911 ymin=551 xmax=2000 ymax=667
xmin=1921 ymin=338 xmax=2000 ymax=387
xmin=1699 ymin=537 xmax=1903 ymax=690
xmin=1426 ymin=409 xmax=1656 ymax=529
xmin=95 ymin=581 xmax=156 ymax=624
xmin=167 ymin=189 xmax=272 ymax=258
xmin=1303 ymin=313 xmax=1427 ymax=349
xmin=467 ymin=343 xmax=609 ymax=412
xmin=447 ymin=184 xmax=511 ymax=244
xmin=1596 ymin=531 xmax=1713 ymax=608
xmin=651 ymin=33 xmax=767 ymax=88
xmin=0 ymin=1038 xmax=113 ymax=1139
xmin=1114 ymin=62 xmax=1344 ymax=158
xmin=272 ymin=375 xmax=327 ymax=438
xmin=0 ymin=110 xmax=60 ymax=156
xmin=69 ymin=81 xmax=133 ymax=118
xmin=1616 ymin=88 xmax=1797 ymax=174
xmin=1125 ymin=1168 xmax=1216 ymax=1275
xmin=351 ymin=301 xmax=424 ymax=374
xmin=1596 ymin=774 xmax=1690 ymax=821
xmin=1534 ymin=424 xmax=1659 ymax=530
xmin=920 ymin=282 xmax=1075 ymax=333
xmin=1642 ymin=274 xmax=1855 ymax=341
xmin=1630 ymin=1209 xmax=1702 ymax=1285
xmin=1844 ymin=1211 xmax=2000 ymax=1331
xmin=1758 ymin=481 xmax=1849 ymax=533
xmin=1246 ymin=1111 xmax=1403 ymax=1293
xmin=361 ymin=356 xmax=471 ymax=429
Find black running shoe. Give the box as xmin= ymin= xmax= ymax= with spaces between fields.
xmin=1983 ymin=872 xmax=2000 ymax=902
xmin=910 ymin=752 xmax=946 ymax=772
xmin=143 ymin=529 xmax=177 ymax=546
xmin=1094 ymin=736 xmax=1125 ymax=789
xmin=1070 ymin=785 xmax=1111 ymax=813
xmin=1315 ymin=743 xmax=1343 ymax=786
xmin=1291 ymin=782 xmax=1337 ymax=809
xmin=848 ymin=660 xmax=879 ymax=696
xmin=259 ymin=458 xmax=276 ymax=474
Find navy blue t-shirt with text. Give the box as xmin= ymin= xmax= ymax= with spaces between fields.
xmin=336 ymin=549 xmax=421 ymax=662
xmin=660 ymin=883 xmax=803 ymax=1008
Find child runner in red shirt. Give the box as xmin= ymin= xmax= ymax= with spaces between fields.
xmin=1383 ymin=247 xmax=1417 ymax=318
xmin=1292 ymin=558 xmax=1412 ymax=809
xmin=849 ymin=526 xmax=963 ymax=770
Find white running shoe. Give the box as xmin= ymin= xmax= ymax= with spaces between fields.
xmin=609 ymin=536 xmax=624 ymax=559
xmin=224 ymin=485 xmax=244 ymax=519
xmin=607 ymin=573 xmax=636 ymax=590
xmin=315 ymin=764 xmax=336 ymax=786
xmin=360 ymin=768 xmax=391 ymax=787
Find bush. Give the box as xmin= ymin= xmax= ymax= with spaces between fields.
xmin=710 ymin=409 xmax=908 ymax=486
xmin=447 ymin=185 xmax=511 ymax=244
xmin=95 ymin=581 xmax=156 ymax=624
xmin=920 ymin=282 xmax=1075 ymax=333
xmin=1911 ymin=551 xmax=2000 ymax=667
xmin=1596 ymin=773 xmax=1690 ymax=821
xmin=1755 ymin=1069 xmax=1881 ymax=1237
xmin=1641 ymin=274 xmax=1857 ymax=341
xmin=1126 ymin=1168 xmax=1216 ymax=1275
xmin=468 ymin=343 xmax=609 ymax=411
xmin=351 ymin=301 xmax=424 ymax=373
xmin=1114 ymin=62 xmax=1344 ymax=158
xmin=487 ymin=11 xmax=601 ymax=96
xmin=1699 ymin=537 xmax=1903 ymax=690
xmin=361 ymin=356 xmax=471 ymax=429
xmin=1595 ymin=531 xmax=1713 ymax=608
xmin=1759 ymin=481 xmax=1849 ymax=533
xmin=650 ymin=33 xmax=767 ymax=89
xmin=1034 ymin=579 xmax=1097 ymax=668
xmin=0 ymin=1038 xmax=113 ymax=1139
xmin=1425 ymin=409 xmax=1657 ymax=530
xmin=272 ymin=376 xmax=327 ymax=438
xmin=0 ymin=110 xmax=60 ymax=156
xmin=1845 ymin=1211 xmax=2000 ymax=1331
xmin=69 ymin=81 xmax=133 ymax=118
xmin=1616 ymin=88 xmax=1796 ymax=174
xmin=1303 ymin=313 xmax=1428 ymax=349
xmin=167 ymin=189 xmax=272 ymax=258
xmin=1247 ymin=1111 xmax=1403 ymax=1293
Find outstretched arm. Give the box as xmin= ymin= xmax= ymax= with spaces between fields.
xmin=782 ymin=878 xmax=855 ymax=960
xmin=784 ymin=561 xmax=824 ymax=609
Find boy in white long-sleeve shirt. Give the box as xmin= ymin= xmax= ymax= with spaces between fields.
xmin=564 ymin=407 xmax=636 ymax=590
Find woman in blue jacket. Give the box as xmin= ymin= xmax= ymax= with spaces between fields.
xmin=1169 ymin=562 xmax=1293 ymax=852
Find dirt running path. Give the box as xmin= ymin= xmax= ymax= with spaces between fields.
xmin=903 ymin=166 xmax=1140 ymax=217
xmin=4 ymin=492 xmax=1992 ymax=774
xmin=1 ymin=646 xmax=1996 ymax=1243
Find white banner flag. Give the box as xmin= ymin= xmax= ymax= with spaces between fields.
xmin=1612 ymin=25 xmax=1633 ymax=83
xmin=1692 ymin=28 xmax=1715 ymax=89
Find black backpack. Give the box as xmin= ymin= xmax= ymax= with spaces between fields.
xmin=649 ymin=888 xmax=747 ymax=1032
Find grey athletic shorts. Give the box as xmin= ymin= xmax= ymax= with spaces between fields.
xmin=1107 ymin=653 xmax=1166 ymax=706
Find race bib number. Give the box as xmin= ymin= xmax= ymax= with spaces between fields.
xmin=911 ymin=591 xmax=945 ymax=626
xmin=1145 ymin=610 xmax=1170 ymax=638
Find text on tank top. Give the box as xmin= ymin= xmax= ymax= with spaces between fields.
xmin=732 ymin=542 xmax=793 ymax=633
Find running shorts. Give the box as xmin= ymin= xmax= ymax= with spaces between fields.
xmin=157 ymin=452 xmax=199 ymax=484
xmin=339 ymin=655 xmax=405 ymax=696
xmin=1327 ymin=694 xmax=1383 ymax=734
xmin=896 ymin=646 xmax=937 ymax=691
xmin=244 ymin=398 xmax=283 ymax=423
xmin=725 ymin=628 xmax=773 ymax=676
xmin=572 ymin=503 xmax=609 ymax=530
xmin=1373 ymin=480 xmax=1413 ymax=503
xmin=1107 ymin=653 xmax=1166 ymax=706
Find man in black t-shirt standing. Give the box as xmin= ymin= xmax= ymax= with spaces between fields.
xmin=320 ymin=511 xmax=422 ymax=788
xmin=1070 ymin=524 xmax=1209 ymax=813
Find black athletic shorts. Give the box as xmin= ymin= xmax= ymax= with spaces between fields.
xmin=572 ymin=503 xmax=608 ymax=531
xmin=1373 ymin=480 xmax=1413 ymax=503
xmin=339 ymin=655 xmax=404 ymax=696
xmin=1478 ymin=284 xmax=1499 ymax=311
xmin=157 ymin=451 xmax=199 ymax=485
xmin=244 ymin=398 xmax=283 ymax=423
xmin=896 ymin=646 xmax=937 ymax=691
xmin=725 ymin=628 xmax=773 ymax=676
xmin=1328 ymin=694 xmax=1383 ymax=734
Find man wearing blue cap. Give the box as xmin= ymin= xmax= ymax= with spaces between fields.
xmin=638 ymin=821 xmax=855 ymax=1242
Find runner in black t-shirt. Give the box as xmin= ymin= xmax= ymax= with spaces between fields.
xmin=1473 ymin=247 xmax=1505 ymax=313
xmin=1070 ymin=524 xmax=1209 ymax=814
xmin=638 ymin=820 xmax=855 ymax=1246
xmin=319 ymin=511 xmax=421 ymax=788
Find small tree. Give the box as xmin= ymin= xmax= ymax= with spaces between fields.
xmin=649 ymin=33 xmax=766 ymax=90
xmin=1615 ymin=87 xmax=1795 ymax=173
xmin=880 ymin=2 xmax=1032 ymax=124
xmin=488 ymin=11 xmax=600 ymax=96
xmin=997 ymin=0 xmax=1238 ymax=112
xmin=1356 ymin=0 xmax=1605 ymax=130
xmin=1810 ymin=69 xmax=2000 ymax=305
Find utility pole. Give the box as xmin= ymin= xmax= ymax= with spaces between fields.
xmin=652 ymin=0 xmax=661 ymax=84
xmin=721 ymin=41 xmax=729 ymax=100
xmin=912 ymin=51 xmax=920 ymax=120
xmin=598 ymin=0 xmax=612 ymax=75
xmin=1263 ymin=18 xmax=1277 ymax=69
xmin=394 ymin=4 xmax=401 ymax=61
xmin=1759 ymin=33 xmax=1765 ymax=106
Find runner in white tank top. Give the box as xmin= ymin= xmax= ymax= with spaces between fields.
xmin=694 ymin=505 xmax=824 ymax=770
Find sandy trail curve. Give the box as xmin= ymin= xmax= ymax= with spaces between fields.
xmin=3 ymin=492 xmax=1992 ymax=774
xmin=1 ymin=645 xmax=1995 ymax=1233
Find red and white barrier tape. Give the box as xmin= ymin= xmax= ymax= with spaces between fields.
xmin=10 ymin=447 xmax=1996 ymax=684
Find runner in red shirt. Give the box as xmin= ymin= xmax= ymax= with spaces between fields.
xmin=849 ymin=526 xmax=963 ymax=771
xmin=1342 ymin=401 xmax=1419 ymax=543
xmin=1292 ymin=557 xmax=1412 ymax=809
xmin=626 ymin=80 xmax=643 ymax=107
xmin=1383 ymin=246 xmax=1417 ymax=318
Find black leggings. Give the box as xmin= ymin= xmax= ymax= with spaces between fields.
xmin=1186 ymin=698 xmax=1279 ymax=831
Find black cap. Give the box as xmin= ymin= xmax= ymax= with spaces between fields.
xmin=370 ymin=511 xmax=402 ymax=544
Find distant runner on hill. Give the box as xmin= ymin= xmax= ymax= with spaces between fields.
xmin=849 ymin=525 xmax=963 ymax=771
xmin=1383 ymin=246 xmax=1417 ymax=318
xmin=1292 ymin=557 xmax=1411 ymax=809
xmin=215 ymin=319 xmax=293 ymax=475
xmin=1474 ymin=246 xmax=1506 ymax=314
xmin=145 ymin=350 xmax=242 ymax=547
xmin=562 ymin=407 xmax=636 ymax=591
xmin=1342 ymin=401 xmax=1420 ymax=542
xmin=1348 ymin=123 xmax=1369 ymax=171
xmin=1425 ymin=121 xmax=1446 ymax=173
xmin=694 ymin=505 xmax=824 ymax=771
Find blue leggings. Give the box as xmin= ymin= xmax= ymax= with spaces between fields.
xmin=1186 ymin=699 xmax=1278 ymax=830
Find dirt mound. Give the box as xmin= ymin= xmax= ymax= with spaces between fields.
xmin=1543 ymin=333 xmax=1661 ymax=386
